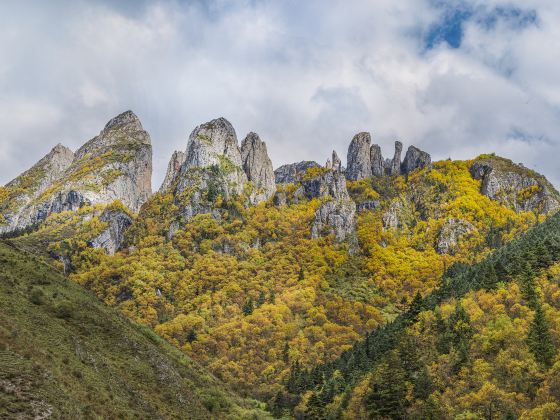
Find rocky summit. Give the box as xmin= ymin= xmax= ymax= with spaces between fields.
xmin=345 ymin=135 xmax=430 ymax=181
xmin=241 ymin=132 xmax=276 ymax=204
xmin=0 ymin=110 xmax=151 ymax=235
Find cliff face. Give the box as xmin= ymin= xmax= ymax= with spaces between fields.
xmin=274 ymin=161 xmax=321 ymax=184
xmin=241 ymin=132 xmax=276 ymax=204
xmin=159 ymin=151 xmax=186 ymax=193
xmin=0 ymin=111 xmax=152 ymax=234
xmin=303 ymin=170 xmax=356 ymax=242
xmin=346 ymin=132 xmax=372 ymax=181
xmin=470 ymin=156 xmax=560 ymax=214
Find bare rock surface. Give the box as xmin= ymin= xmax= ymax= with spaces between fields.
xmin=401 ymin=145 xmax=432 ymax=174
xmin=241 ymin=132 xmax=276 ymax=204
xmin=470 ymin=157 xmax=560 ymax=214
xmin=172 ymin=117 xmax=247 ymax=223
xmin=346 ymin=132 xmax=372 ymax=181
xmin=436 ymin=218 xmax=475 ymax=255
xmin=89 ymin=208 xmax=133 ymax=255
xmin=274 ymin=161 xmax=321 ymax=184
xmin=159 ymin=151 xmax=186 ymax=193
xmin=299 ymin=170 xmax=356 ymax=241
xmin=0 ymin=110 xmax=152 ymax=234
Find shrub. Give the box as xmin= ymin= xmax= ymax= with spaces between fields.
xmin=54 ymin=300 xmax=74 ymax=319
xmin=29 ymin=287 xmax=45 ymax=305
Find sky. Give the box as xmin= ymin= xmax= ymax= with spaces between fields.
xmin=1 ymin=0 xmax=560 ymax=189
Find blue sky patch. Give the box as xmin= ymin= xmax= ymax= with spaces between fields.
xmin=425 ymin=2 xmax=538 ymax=50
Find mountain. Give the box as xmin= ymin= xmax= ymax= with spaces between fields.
xmin=0 ymin=111 xmax=151 ymax=236
xmin=3 ymin=113 xmax=560 ymax=418
xmin=0 ymin=240 xmax=269 ymax=419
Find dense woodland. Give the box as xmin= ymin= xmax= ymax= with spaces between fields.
xmin=5 ymin=156 xmax=560 ymax=418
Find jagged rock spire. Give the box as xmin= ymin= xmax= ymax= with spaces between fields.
xmin=332 ymin=150 xmax=342 ymax=172
xmin=389 ymin=141 xmax=402 ymax=176
xmin=346 ymin=132 xmax=372 ymax=181
xmin=370 ymin=144 xmax=384 ymax=177
xmin=0 ymin=110 xmax=152 ymax=235
xmin=159 ymin=151 xmax=186 ymax=193
xmin=401 ymin=145 xmax=431 ymax=174
xmin=241 ymin=132 xmax=276 ymax=204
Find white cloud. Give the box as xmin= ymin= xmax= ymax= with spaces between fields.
xmin=0 ymin=0 xmax=559 ymax=189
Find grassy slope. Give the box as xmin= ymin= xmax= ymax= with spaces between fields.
xmin=0 ymin=240 xmax=270 ymax=419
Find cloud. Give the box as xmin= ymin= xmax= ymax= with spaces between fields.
xmin=0 ymin=0 xmax=560 ymax=190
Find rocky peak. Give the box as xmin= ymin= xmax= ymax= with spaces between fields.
xmin=370 ymin=144 xmax=384 ymax=177
xmin=0 ymin=111 xmax=152 ymax=234
xmin=332 ymin=151 xmax=342 ymax=172
xmin=241 ymin=132 xmax=276 ymax=204
xmin=274 ymin=161 xmax=321 ymax=184
xmin=401 ymin=145 xmax=431 ymax=174
xmin=470 ymin=156 xmax=560 ymax=214
xmin=184 ymin=117 xmax=243 ymax=170
xmin=75 ymin=111 xmax=150 ymax=161
xmin=159 ymin=151 xmax=186 ymax=193
xmin=104 ymin=110 xmax=143 ymax=132
xmin=346 ymin=132 xmax=372 ymax=181
xmin=388 ymin=141 xmax=402 ymax=176
xmin=169 ymin=118 xmax=248 ymax=226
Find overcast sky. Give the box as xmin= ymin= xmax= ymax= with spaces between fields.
xmin=1 ymin=0 xmax=560 ymax=189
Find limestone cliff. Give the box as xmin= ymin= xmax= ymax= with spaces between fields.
xmin=346 ymin=132 xmax=372 ymax=181
xmin=470 ymin=156 xmax=560 ymax=214
xmin=274 ymin=161 xmax=321 ymax=184
xmin=0 ymin=111 xmax=152 ymax=234
xmin=241 ymin=132 xmax=276 ymax=204
xmin=159 ymin=151 xmax=186 ymax=193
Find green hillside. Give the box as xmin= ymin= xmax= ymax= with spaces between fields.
xmin=279 ymin=211 xmax=560 ymax=418
xmin=0 ymin=240 xmax=269 ymax=419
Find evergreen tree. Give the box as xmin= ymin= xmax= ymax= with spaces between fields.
xmin=527 ymin=303 xmax=555 ymax=367
xmin=242 ymin=298 xmax=254 ymax=316
xmin=364 ymin=351 xmax=407 ymax=419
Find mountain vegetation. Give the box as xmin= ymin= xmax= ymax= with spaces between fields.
xmin=0 ymin=240 xmax=268 ymax=419
xmin=2 ymin=111 xmax=560 ymax=418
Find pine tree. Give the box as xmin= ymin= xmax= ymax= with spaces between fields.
xmin=364 ymin=351 xmax=407 ymax=419
xmin=242 ymin=298 xmax=254 ymax=316
xmin=527 ymin=303 xmax=555 ymax=367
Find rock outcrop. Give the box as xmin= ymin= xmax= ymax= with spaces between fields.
xmin=388 ymin=141 xmax=403 ymax=176
xmin=184 ymin=118 xmax=244 ymax=172
xmin=382 ymin=200 xmax=402 ymax=229
xmin=370 ymin=144 xmax=384 ymax=177
xmin=274 ymin=161 xmax=321 ymax=184
xmin=331 ymin=151 xmax=342 ymax=172
xmin=172 ymin=117 xmax=248 ymax=224
xmin=159 ymin=151 xmax=186 ymax=193
xmin=346 ymin=132 xmax=372 ymax=181
xmin=436 ymin=218 xmax=475 ymax=255
xmin=470 ymin=157 xmax=560 ymax=214
xmin=89 ymin=208 xmax=133 ymax=255
xmin=299 ymin=171 xmax=356 ymax=241
xmin=401 ymin=146 xmax=431 ymax=174
xmin=240 ymin=132 xmax=276 ymax=204
xmin=0 ymin=110 xmax=152 ymax=234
